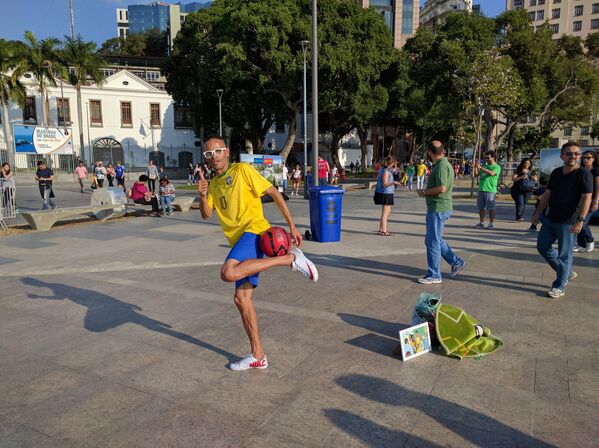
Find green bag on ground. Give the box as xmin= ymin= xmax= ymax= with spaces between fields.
xmin=435 ymin=304 xmax=502 ymax=359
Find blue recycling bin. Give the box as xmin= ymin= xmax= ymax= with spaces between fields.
xmin=309 ymin=186 xmax=345 ymax=242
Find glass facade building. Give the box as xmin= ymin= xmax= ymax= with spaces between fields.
xmin=369 ymin=0 xmax=395 ymax=31
xmin=128 ymin=4 xmax=170 ymax=34
xmin=357 ymin=0 xmax=418 ymax=47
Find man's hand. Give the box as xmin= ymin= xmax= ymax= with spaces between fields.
xmin=571 ymin=221 xmax=583 ymax=234
xmin=197 ymin=168 xmax=208 ymax=197
xmin=417 ymin=189 xmax=426 ymax=197
xmin=289 ymin=225 xmax=302 ymax=248
xmin=592 ymin=201 xmax=599 ymax=213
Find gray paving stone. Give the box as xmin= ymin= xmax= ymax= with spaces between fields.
xmin=0 ymin=414 xmax=51 ymax=448
xmin=1 ymin=189 xmax=598 ymax=446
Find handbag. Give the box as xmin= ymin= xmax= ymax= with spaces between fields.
xmin=519 ymin=175 xmax=534 ymax=192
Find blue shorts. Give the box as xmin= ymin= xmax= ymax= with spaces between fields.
xmin=477 ymin=191 xmax=497 ymax=211
xmin=226 ymin=232 xmax=264 ymax=289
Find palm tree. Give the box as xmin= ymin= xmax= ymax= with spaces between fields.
xmin=60 ymin=36 xmax=106 ymax=163
xmin=21 ymin=31 xmax=60 ymax=126
xmin=0 ymin=39 xmax=27 ymax=166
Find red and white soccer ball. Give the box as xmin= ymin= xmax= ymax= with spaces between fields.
xmin=260 ymin=226 xmax=292 ymax=257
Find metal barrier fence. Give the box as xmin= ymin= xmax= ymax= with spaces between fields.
xmin=0 ymin=151 xmax=79 ymax=174
xmin=0 ymin=178 xmax=17 ymax=231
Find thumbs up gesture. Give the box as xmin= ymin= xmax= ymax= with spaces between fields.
xmin=197 ymin=168 xmax=209 ymax=197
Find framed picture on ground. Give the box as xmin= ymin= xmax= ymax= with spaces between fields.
xmin=399 ymin=323 xmax=432 ymax=361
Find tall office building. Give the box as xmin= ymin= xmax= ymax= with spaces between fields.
xmin=506 ymin=0 xmax=599 ymax=39
xmin=358 ymin=1 xmax=420 ymax=48
xmin=420 ymin=0 xmax=473 ymax=27
xmin=116 ymin=2 xmax=210 ymax=51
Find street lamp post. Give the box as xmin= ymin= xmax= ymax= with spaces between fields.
xmin=301 ymin=40 xmax=309 ymax=198
xmin=216 ymin=89 xmax=224 ymax=137
xmin=311 ymin=0 xmax=319 ymax=187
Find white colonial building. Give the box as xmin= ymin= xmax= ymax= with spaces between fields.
xmin=0 ymin=69 xmax=198 ymax=171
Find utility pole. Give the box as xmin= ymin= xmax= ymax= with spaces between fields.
xmin=68 ymin=0 xmax=76 ymax=41
xmin=301 ymin=40 xmax=309 ymax=197
xmin=311 ymin=0 xmax=318 ymax=187
xmin=216 ymin=89 xmax=223 ymax=137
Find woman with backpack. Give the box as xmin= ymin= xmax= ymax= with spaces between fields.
xmin=510 ymin=158 xmax=537 ymax=222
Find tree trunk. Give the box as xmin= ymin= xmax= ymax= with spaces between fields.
xmin=1 ymin=100 xmax=15 ymax=166
xmin=483 ymin=108 xmax=495 ymax=152
xmin=470 ymin=111 xmax=483 ymax=198
xmin=357 ymin=127 xmax=368 ymax=174
xmin=76 ymin=84 xmax=85 ymax=163
xmin=329 ymin=133 xmax=342 ymax=170
xmin=43 ymin=87 xmax=50 ymax=127
xmin=245 ymin=139 xmax=253 ymax=154
xmin=506 ymin=125 xmax=516 ymax=162
xmin=278 ymin=114 xmax=297 ymax=163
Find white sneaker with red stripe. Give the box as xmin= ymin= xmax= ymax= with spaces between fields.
xmin=229 ymin=354 xmax=268 ymax=371
xmin=290 ymin=247 xmax=318 ymax=282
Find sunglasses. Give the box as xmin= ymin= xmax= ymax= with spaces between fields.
xmin=203 ymin=147 xmax=226 ymax=159
xmin=564 ymin=152 xmax=581 ymax=158
xmin=582 ymin=156 xmax=595 ymax=160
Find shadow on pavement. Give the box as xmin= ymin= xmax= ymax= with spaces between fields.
xmin=338 ymin=313 xmax=408 ymax=338
xmin=21 ymin=277 xmax=240 ymax=362
xmin=334 ymin=374 xmax=557 ymax=448
xmin=324 ymin=409 xmax=444 ymax=448
xmin=311 ymin=254 xmax=547 ymax=296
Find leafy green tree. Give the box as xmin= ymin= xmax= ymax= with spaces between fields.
xmin=0 ymin=39 xmax=27 ymax=166
xmin=317 ymin=0 xmax=395 ymax=169
xmin=585 ymin=32 xmax=599 ymax=58
xmin=99 ymin=29 xmax=167 ymax=57
xmin=494 ymin=11 xmax=599 ymax=157
xmin=166 ymin=0 xmax=396 ymax=164
xmin=21 ymin=31 xmax=60 ymax=126
xmin=165 ymin=0 xmax=309 ymax=155
xmin=59 ymin=37 xmax=106 ymax=159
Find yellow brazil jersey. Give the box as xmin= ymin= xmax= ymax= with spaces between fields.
xmin=207 ymin=163 xmax=273 ymax=246
xmin=417 ymin=163 xmax=427 ymax=177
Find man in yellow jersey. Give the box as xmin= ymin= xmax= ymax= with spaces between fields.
xmin=197 ymin=136 xmax=318 ymax=371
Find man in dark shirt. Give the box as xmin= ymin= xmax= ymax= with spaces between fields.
xmin=35 ymin=160 xmax=56 ymax=210
xmin=532 ymin=142 xmax=593 ymax=298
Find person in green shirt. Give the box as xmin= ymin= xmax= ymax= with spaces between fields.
xmin=417 ymin=141 xmax=465 ymax=284
xmin=475 ymin=151 xmax=502 ymax=229
xmin=407 ymin=162 xmax=416 ymax=191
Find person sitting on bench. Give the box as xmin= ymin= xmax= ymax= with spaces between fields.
xmin=129 ymin=175 xmax=160 ymax=217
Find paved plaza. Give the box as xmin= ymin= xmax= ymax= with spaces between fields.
xmin=1 ymin=186 xmax=598 ymax=447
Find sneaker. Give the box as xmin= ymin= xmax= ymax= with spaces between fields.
xmin=474 ymin=223 xmax=484 ymax=228
xmin=230 ymin=354 xmax=268 ymax=371
xmin=528 ymin=224 xmax=537 ymax=231
xmin=450 ymin=260 xmax=465 ymax=278
xmin=516 ymin=218 xmax=524 ymax=223
xmin=573 ymin=245 xmax=585 ymax=253
xmin=417 ymin=276 xmax=442 ymax=284
xmin=568 ymin=271 xmax=578 ymax=281
xmin=290 ymin=247 xmax=319 ymax=282
xmin=586 ymin=242 xmax=595 ymax=253
xmin=487 ymin=224 xmax=495 ymax=230
xmin=546 ymin=288 xmax=564 ymax=298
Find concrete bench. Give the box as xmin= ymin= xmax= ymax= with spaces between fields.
xmin=172 ymin=197 xmax=195 ymax=212
xmin=127 ymin=196 xmax=195 ymax=213
xmin=21 ymin=205 xmax=126 ymax=232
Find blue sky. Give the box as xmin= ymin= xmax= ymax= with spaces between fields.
xmin=0 ymin=0 xmax=507 ymax=46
